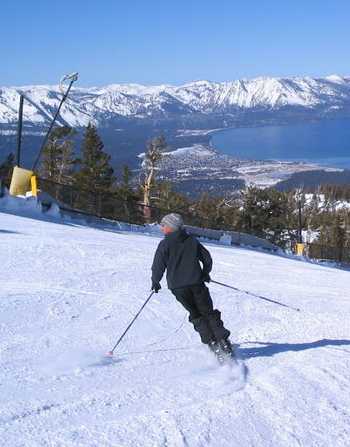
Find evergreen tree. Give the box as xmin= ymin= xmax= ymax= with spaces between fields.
xmin=0 ymin=152 xmax=15 ymax=186
xmin=331 ymin=214 xmax=346 ymax=262
xmin=240 ymin=187 xmax=266 ymax=236
xmin=39 ymin=127 xmax=76 ymax=184
xmin=240 ymin=187 xmax=295 ymax=246
xmin=114 ymin=165 xmax=140 ymax=222
xmin=220 ymin=198 xmax=242 ymax=231
xmin=118 ymin=165 xmax=133 ymax=201
xmin=155 ymin=181 xmax=190 ymax=214
xmin=75 ymin=123 xmax=115 ymax=193
xmin=191 ymin=193 xmax=227 ymax=229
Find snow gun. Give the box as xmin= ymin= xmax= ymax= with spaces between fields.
xmin=9 ymin=72 xmax=79 ymax=197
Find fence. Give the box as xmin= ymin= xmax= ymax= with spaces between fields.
xmin=5 ymin=175 xmax=349 ymax=262
xmin=37 ymin=178 xmax=211 ymax=228
xmin=307 ymin=243 xmax=350 ymax=264
xmin=35 ymin=178 xmax=280 ymax=251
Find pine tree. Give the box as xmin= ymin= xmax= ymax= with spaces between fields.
xmin=118 ymin=165 xmax=133 ymax=201
xmin=39 ymin=127 xmax=76 ymax=184
xmin=240 ymin=187 xmax=295 ymax=246
xmin=240 ymin=187 xmax=266 ymax=236
xmin=75 ymin=123 xmax=115 ymax=193
xmin=191 ymin=193 xmax=227 ymax=229
xmin=331 ymin=214 xmax=346 ymax=262
xmin=220 ymin=198 xmax=242 ymax=231
xmin=155 ymin=181 xmax=190 ymax=214
xmin=114 ymin=165 xmax=140 ymax=222
xmin=0 ymin=153 xmax=15 ymax=186
xmin=73 ymin=124 xmax=115 ymax=216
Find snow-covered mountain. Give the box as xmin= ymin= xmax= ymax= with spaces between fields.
xmin=1 ymin=75 xmax=350 ymax=127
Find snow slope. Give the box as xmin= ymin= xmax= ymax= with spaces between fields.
xmin=1 ymin=209 xmax=350 ymax=446
xmin=1 ymin=75 xmax=350 ymax=125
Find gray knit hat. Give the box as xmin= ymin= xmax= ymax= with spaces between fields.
xmin=160 ymin=213 xmax=184 ymax=230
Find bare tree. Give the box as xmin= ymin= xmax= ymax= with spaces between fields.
xmin=140 ymin=136 xmax=167 ymax=218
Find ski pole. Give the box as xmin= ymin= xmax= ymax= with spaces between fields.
xmin=106 ymin=291 xmax=155 ymax=357
xmin=211 ymin=280 xmax=300 ymax=312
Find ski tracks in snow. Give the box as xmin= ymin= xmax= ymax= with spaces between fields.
xmin=1 ymin=212 xmax=350 ymax=446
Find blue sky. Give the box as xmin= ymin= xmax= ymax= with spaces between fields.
xmin=1 ymin=0 xmax=349 ymax=86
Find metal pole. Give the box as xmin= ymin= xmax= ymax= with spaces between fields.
xmin=211 ymin=279 xmax=300 ymax=312
xmin=32 ymin=75 xmax=77 ymax=171
xmin=16 ymin=95 xmax=24 ymax=167
xmin=107 ymin=291 xmax=155 ymax=356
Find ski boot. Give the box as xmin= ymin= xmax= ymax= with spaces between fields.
xmin=218 ymin=338 xmax=237 ymax=364
xmin=208 ymin=340 xmax=218 ymax=353
xmin=219 ymin=338 xmax=233 ymax=354
xmin=208 ymin=340 xmax=227 ymax=365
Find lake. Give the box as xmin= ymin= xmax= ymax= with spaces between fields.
xmin=211 ymin=118 xmax=350 ymax=169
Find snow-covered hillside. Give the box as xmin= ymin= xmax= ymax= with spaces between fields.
xmin=1 ymin=75 xmax=350 ymax=126
xmin=1 ymin=207 xmax=350 ymax=446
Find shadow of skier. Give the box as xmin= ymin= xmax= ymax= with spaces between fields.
xmin=238 ymin=339 xmax=350 ymax=359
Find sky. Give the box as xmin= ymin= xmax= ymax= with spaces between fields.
xmin=1 ymin=0 xmax=350 ymax=86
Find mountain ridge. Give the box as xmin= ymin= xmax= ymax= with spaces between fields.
xmin=1 ymin=74 xmax=350 ymax=127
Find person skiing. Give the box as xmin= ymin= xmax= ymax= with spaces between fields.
xmin=151 ymin=213 xmax=234 ymax=362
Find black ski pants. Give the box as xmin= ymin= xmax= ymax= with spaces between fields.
xmin=172 ymin=284 xmax=230 ymax=344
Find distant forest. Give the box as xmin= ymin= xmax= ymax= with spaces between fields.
xmin=275 ymin=170 xmax=350 ymax=192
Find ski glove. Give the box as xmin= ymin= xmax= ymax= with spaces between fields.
xmin=152 ymin=282 xmax=161 ymax=293
xmin=202 ymin=273 xmax=211 ymax=283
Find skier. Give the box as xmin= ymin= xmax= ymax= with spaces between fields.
xmin=151 ymin=213 xmax=234 ymax=363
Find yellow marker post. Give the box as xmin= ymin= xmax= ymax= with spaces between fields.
xmin=31 ymin=176 xmax=38 ymax=197
xmin=296 ymin=243 xmax=305 ymax=256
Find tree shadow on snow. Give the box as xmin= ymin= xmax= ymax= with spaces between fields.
xmin=238 ymin=339 xmax=350 ymax=360
xmin=0 ymin=229 xmax=22 ymax=234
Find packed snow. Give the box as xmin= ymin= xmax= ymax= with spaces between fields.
xmin=1 ymin=204 xmax=350 ymax=446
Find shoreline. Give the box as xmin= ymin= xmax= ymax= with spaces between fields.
xmin=206 ymin=120 xmax=350 ymax=171
xmin=160 ymin=144 xmax=339 ymax=193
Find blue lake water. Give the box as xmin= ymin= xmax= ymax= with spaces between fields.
xmin=211 ymin=118 xmax=350 ymax=169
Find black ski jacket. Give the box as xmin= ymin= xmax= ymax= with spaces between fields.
xmin=151 ymin=229 xmax=213 ymax=290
